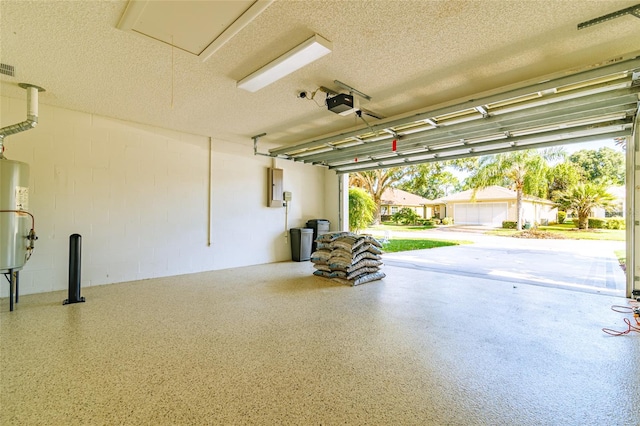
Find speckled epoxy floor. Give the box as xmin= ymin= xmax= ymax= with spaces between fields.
xmin=1 ymin=262 xmax=639 ymax=425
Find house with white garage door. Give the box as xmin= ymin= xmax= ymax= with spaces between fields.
xmin=380 ymin=188 xmax=431 ymax=219
xmin=430 ymin=186 xmax=558 ymax=227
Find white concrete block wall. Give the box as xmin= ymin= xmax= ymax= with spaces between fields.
xmin=1 ymin=96 xmax=331 ymax=296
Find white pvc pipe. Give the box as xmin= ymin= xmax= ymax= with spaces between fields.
xmin=27 ymin=86 xmax=38 ymax=118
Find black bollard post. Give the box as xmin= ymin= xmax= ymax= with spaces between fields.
xmin=63 ymin=233 xmax=85 ymax=305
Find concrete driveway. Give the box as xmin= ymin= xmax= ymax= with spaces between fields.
xmin=370 ymin=227 xmax=626 ymax=296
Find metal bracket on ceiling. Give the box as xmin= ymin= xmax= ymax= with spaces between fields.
xmin=423 ymin=118 xmax=438 ymax=127
xmin=475 ymin=105 xmax=489 ymax=118
xmin=252 ymin=133 xmax=273 ymax=158
xmin=383 ymin=129 xmax=398 ymax=138
xmin=578 ymin=3 xmax=640 ymax=30
xmin=334 ymin=80 xmax=372 ymax=101
xmin=318 ymin=86 xmax=338 ymax=95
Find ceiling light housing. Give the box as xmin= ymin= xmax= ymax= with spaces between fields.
xmin=237 ymin=34 xmax=332 ymax=92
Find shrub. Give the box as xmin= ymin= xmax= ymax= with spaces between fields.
xmin=392 ymin=207 xmax=420 ymax=225
xmin=431 ymin=217 xmax=441 ymax=225
xmin=557 ymin=211 xmax=566 ymax=224
xmin=441 ymin=217 xmax=454 ymax=225
xmin=588 ymin=218 xmax=607 ymax=229
xmin=418 ymin=219 xmax=434 ymax=226
xmin=606 ymin=217 xmax=625 ymax=230
xmin=380 ymin=215 xmax=392 ymax=222
xmin=502 ymin=221 xmax=518 ymax=229
xmin=570 ymin=217 xmax=625 ymax=230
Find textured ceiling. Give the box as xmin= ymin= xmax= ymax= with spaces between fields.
xmin=1 ymin=0 xmax=640 ymax=149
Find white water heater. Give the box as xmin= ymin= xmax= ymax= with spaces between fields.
xmin=0 ymin=159 xmax=32 ymax=270
xmin=0 ymin=83 xmax=43 ymax=276
xmin=0 ymin=83 xmax=42 ymax=311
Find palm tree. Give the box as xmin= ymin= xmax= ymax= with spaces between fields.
xmin=349 ymin=168 xmax=405 ymax=224
xmin=554 ymin=182 xmax=615 ymax=229
xmin=465 ymin=149 xmax=563 ymax=230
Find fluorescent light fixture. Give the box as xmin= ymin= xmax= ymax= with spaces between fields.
xmin=237 ymin=34 xmax=332 ymax=92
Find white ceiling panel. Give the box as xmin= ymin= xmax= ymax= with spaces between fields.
xmin=130 ymin=0 xmax=255 ymax=55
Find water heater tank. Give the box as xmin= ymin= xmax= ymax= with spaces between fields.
xmin=0 ymin=159 xmax=31 ymax=271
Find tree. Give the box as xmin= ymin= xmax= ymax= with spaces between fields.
xmin=349 ymin=168 xmax=405 ymax=224
xmin=464 ymin=149 xmax=562 ymax=230
xmin=569 ymin=147 xmax=625 ymax=185
xmin=398 ymin=162 xmax=461 ymax=199
xmin=554 ymin=182 xmax=615 ymax=229
xmin=348 ymin=187 xmax=376 ymax=232
xmin=547 ymin=161 xmax=584 ymax=202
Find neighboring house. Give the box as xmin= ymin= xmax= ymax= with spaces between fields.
xmin=380 ymin=188 xmax=431 ymax=219
xmin=429 ymin=186 xmax=557 ymax=226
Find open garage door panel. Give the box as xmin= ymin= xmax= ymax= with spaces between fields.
xmin=264 ymin=56 xmax=640 ymax=299
xmin=267 ymin=57 xmax=639 ymax=174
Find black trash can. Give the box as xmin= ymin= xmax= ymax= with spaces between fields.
xmin=306 ymin=219 xmax=330 ymax=253
xmin=290 ymin=228 xmax=313 ymax=261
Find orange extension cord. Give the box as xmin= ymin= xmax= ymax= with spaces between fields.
xmin=602 ymin=303 xmax=640 ymax=336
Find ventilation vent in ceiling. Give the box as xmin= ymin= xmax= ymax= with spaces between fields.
xmin=0 ymin=63 xmax=15 ymax=77
xmin=117 ymin=0 xmax=273 ymax=62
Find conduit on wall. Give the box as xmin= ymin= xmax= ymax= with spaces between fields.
xmin=208 ymin=136 xmax=213 ymax=247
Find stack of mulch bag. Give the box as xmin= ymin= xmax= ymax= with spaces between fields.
xmin=310 ymin=231 xmax=385 ymax=286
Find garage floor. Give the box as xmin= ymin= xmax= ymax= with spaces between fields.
xmin=2 ymin=261 xmax=639 ymax=425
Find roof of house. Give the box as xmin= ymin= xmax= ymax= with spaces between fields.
xmin=431 ymin=185 xmax=555 ymax=205
xmin=381 ymin=188 xmax=430 ymax=206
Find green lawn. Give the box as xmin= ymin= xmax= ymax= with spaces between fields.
xmin=365 ymin=222 xmax=624 ymax=255
xmin=368 ymin=222 xmax=436 ymax=232
xmin=485 ymin=223 xmax=625 ymax=241
xmin=381 ymin=238 xmax=470 ymax=253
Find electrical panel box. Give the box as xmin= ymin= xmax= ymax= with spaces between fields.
xmin=283 ymin=191 xmax=292 ymax=201
xmin=268 ymin=168 xmax=283 ymax=207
